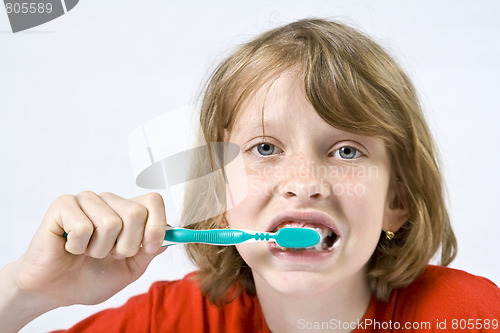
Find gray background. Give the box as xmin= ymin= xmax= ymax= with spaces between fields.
xmin=1 ymin=1 xmax=499 ymax=331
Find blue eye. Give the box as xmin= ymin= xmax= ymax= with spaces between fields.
xmin=252 ymin=143 xmax=277 ymax=156
xmin=336 ymin=146 xmax=360 ymax=159
xmin=257 ymin=143 xmax=275 ymax=156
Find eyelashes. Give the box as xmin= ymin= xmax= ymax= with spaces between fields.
xmin=251 ymin=143 xmax=283 ymax=156
xmin=332 ymin=146 xmax=362 ymax=159
xmin=248 ymin=142 xmax=363 ymax=160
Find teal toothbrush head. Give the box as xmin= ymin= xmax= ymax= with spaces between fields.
xmin=273 ymin=227 xmax=321 ymax=248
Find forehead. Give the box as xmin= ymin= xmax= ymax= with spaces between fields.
xmin=226 ymin=71 xmax=390 ymax=160
xmin=228 ymin=71 xmax=325 ymax=137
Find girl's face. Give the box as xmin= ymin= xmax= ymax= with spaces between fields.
xmin=225 ymin=71 xmax=405 ymax=297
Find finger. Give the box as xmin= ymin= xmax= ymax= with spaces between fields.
xmin=48 ymin=194 xmax=94 ymax=255
xmin=99 ymin=192 xmax=148 ymax=258
xmin=76 ymin=191 xmax=123 ymax=259
xmin=131 ymin=192 xmax=167 ymax=255
xmin=131 ymin=241 xmax=168 ymax=270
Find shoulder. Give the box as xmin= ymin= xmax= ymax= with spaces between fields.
xmin=146 ymin=272 xmax=268 ymax=332
xmin=61 ymin=272 xmax=268 ymax=332
xmin=417 ymin=264 xmax=498 ymax=288
xmin=363 ymin=266 xmax=499 ymax=332
xmin=391 ymin=265 xmax=499 ymax=322
xmin=403 ymin=265 xmax=499 ymax=305
xmin=146 ymin=271 xmax=214 ymax=322
xmin=148 ymin=271 xmax=204 ymax=301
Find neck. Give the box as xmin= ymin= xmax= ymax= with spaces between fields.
xmin=254 ymin=269 xmax=372 ymax=333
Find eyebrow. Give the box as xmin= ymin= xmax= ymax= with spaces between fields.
xmin=236 ymin=118 xmax=283 ymax=139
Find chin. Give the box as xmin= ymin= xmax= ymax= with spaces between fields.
xmin=258 ymin=268 xmax=336 ymax=297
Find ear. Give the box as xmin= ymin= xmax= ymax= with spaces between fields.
xmin=382 ymin=181 xmax=409 ymax=233
xmin=215 ymin=214 xmax=230 ymax=229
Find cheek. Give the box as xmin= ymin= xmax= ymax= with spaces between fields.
xmin=224 ymin=150 xmax=251 ymax=210
xmin=334 ymin=165 xmax=390 ymax=227
xmin=246 ymin=161 xmax=275 ymax=190
xmin=225 ymin=160 xmax=274 ymax=229
xmin=225 ymin=187 xmax=265 ymax=230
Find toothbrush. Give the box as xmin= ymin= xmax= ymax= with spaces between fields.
xmin=162 ymin=227 xmax=321 ymax=248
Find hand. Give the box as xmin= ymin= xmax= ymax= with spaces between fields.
xmin=12 ymin=191 xmax=167 ymax=307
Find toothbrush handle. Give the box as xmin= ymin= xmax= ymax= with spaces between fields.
xmin=163 ymin=228 xmax=255 ymax=246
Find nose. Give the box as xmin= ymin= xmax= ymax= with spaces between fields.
xmin=281 ymin=179 xmax=331 ymax=200
xmin=277 ymin=155 xmax=331 ymax=201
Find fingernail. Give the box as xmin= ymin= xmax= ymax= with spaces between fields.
xmin=113 ymin=253 xmax=125 ymax=260
xmin=145 ymin=242 xmax=158 ymax=254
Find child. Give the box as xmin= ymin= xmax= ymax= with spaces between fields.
xmin=1 ymin=18 xmax=498 ymax=333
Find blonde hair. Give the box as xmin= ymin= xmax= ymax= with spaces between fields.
xmin=182 ymin=18 xmax=457 ymax=304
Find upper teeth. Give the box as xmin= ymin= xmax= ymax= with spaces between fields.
xmin=308 ymin=226 xmax=333 ymax=250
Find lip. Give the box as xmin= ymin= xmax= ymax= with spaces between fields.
xmin=266 ymin=210 xmax=340 ymax=237
xmin=269 ymin=245 xmax=336 ymax=263
xmin=266 ymin=210 xmax=342 ymax=262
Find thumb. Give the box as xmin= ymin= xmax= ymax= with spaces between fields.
xmin=128 ymin=245 xmax=168 ymax=274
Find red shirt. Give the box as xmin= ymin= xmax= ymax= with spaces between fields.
xmin=54 ymin=265 xmax=499 ymax=332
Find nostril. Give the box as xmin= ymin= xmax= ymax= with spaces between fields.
xmin=280 ymin=182 xmax=330 ymax=200
xmin=309 ymin=193 xmax=321 ymax=199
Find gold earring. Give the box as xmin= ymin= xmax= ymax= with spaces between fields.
xmin=222 ymin=215 xmax=230 ymax=229
xmin=385 ymin=230 xmax=395 ymax=240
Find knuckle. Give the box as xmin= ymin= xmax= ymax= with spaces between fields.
xmin=99 ymin=216 xmax=123 ymax=233
xmin=66 ymin=243 xmax=86 ymax=255
xmin=115 ymin=246 xmax=139 ymax=258
xmin=72 ymin=222 xmax=94 ymax=237
xmin=145 ymin=224 xmax=166 ymax=240
xmin=52 ymin=194 xmax=76 ymax=208
xmin=55 ymin=193 xmax=74 ymax=202
xmin=98 ymin=191 xmax=114 ymax=199
xmin=144 ymin=192 xmax=164 ymax=208
xmin=77 ymin=190 xmax=97 ymax=200
xmin=123 ymin=203 xmax=147 ymax=224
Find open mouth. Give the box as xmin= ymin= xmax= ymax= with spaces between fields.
xmin=272 ymin=221 xmax=339 ymax=251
